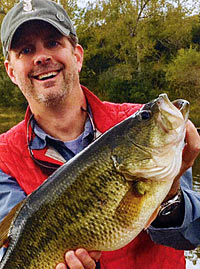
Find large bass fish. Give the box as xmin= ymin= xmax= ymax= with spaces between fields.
xmin=0 ymin=94 xmax=189 ymax=268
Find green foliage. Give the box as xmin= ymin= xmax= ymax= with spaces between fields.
xmin=78 ymin=0 xmax=199 ymax=102
xmin=0 ymin=56 xmax=27 ymax=109
xmin=190 ymin=101 xmax=200 ymax=127
xmin=165 ymin=46 xmax=200 ymax=100
xmin=0 ymin=106 xmax=24 ymax=134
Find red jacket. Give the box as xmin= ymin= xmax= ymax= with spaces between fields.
xmin=0 ymin=86 xmax=185 ymax=268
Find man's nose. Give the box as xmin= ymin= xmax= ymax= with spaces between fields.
xmin=33 ymin=52 xmax=52 ymax=65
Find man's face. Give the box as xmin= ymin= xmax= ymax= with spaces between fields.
xmin=5 ymin=20 xmax=83 ymax=107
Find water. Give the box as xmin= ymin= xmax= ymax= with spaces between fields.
xmin=185 ymin=155 xmax=200 ymax=268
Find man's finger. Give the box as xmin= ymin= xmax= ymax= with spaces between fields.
xmin=65 ymin=250 xmax=84 ymax=269
xmin=75 ymin=248 xmax=96 ymax=269
xmin=88 ymin=251 xmax=102 ymax=262
xmin=56 ymin=263 xmax=67 ymax=269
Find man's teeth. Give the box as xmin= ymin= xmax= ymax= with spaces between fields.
xmin=37 ymin=71 xmax=58 ymax=80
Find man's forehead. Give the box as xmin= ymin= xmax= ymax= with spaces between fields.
xmin=11 ymin=20 xmax=63 ymax=48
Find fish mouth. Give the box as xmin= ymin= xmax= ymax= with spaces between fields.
xmin=172 ymin=99 xmax=190 ymax=121
xmin=157 ymin=94 xmax=189 ymax=131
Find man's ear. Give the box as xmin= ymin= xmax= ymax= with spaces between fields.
xmin=74 ymin=44 xmax=84 ymax=73
xmin=4 ymin=60 xmax=18 ymax=85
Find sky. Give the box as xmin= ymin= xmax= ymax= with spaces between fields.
xmin=76 ymin=0 xmax=199 ymax=15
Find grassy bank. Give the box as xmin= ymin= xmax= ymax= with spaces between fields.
xmin=0 ymin=106 xmax=25 ymax=134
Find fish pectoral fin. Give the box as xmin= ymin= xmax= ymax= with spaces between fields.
xmin=0 ymin=200 xmax=24 ymax=248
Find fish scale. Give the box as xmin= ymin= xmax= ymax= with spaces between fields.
xmin=0 ymin=94 xmax=189 ymax=268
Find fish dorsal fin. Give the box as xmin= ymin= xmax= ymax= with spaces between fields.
xmin=0 ymin=200 xmax=24 ymax=248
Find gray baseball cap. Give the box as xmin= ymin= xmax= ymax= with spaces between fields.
xmin=1 ymin=0 xmax=77 ymax=58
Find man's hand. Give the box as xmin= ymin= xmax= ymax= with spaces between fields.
xmin=165 ymin=120 xmax=200 ymax=201
xmin=56 ymin=249 xmax=101 ymax=269
xmin=180 ymin=120 xmax=200 ymax=176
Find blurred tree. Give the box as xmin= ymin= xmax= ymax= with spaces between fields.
xmin=165 ymin=46 xmax=200 ymax=100
xmin=78 ymin=0 xmax=199 ymax=103
xmin=0 ymin=0 xmax=26 ymax=108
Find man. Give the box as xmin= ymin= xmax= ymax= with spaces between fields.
xmin=0 ymin=0 xmax=200 ymax=268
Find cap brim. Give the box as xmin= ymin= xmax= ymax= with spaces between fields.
xmin=6 ymin=18 xmax=71 ymax=57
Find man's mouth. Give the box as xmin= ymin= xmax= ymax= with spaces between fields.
xmin=34 ymin=71 xmax=59 ymax=81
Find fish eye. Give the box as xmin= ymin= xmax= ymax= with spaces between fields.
xmin=140 ymin=111 xmax=152 ymax=120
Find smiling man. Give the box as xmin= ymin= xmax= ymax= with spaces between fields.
xmin=7 ymin=21 xmax=79 ymax=106
xmin=5 ymin=19 xmax=87 ymax=142
xmin=0 ymin=1 xmax=200 ymax=269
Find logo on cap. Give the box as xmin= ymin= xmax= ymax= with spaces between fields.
xmin=23 ymin=0 xmax=33 ymax=12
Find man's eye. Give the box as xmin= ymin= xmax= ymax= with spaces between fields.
xmin=48 ymin=40 xmax=59 ymax=48
xmin=20 ymin=47 xmax=32 ymax=55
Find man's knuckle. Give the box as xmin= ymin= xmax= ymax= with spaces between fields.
xmin=73 ymin=266 xmax=84 ymax=269
xmin=196 ymin=143 xmax=200 ymax=152
xmin=86 ymin=259 xmax=96 ymax=269
xmin=188 ymin=162 xmax=194 ymax=169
